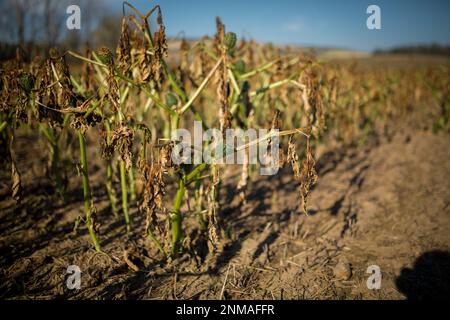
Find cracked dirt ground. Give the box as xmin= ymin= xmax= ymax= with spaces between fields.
xmin=1 ymin=121 xmax=449 ymax=299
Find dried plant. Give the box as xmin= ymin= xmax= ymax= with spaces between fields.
xmin=3 ymin=3 xmax=441 ymax=262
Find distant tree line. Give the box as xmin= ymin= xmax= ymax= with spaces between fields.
xmin=0 ymin=0 xmax=122 ymax=62
xmin=374 ymin=44 xmax=450 ymax=56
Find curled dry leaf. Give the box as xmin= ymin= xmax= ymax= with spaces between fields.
xmin=140 ymin=163 xmax=166 ymax=238
xmin=109 ymin=126 xmax=134 ymax=171
xmin=287 ymin=136 xmax=317 ymax=215
xmin=299 ymin=138 xmax=318 ymax=215
xmin=116 ymin=17 xmax=132 ymax=75
xmin=152 ymin=9 xmax=168 ymax=83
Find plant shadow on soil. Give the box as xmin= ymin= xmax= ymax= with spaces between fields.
xmin=396 ymin=250 xmax=450 ymax=300
xmin=2 ymin=128 xmax=450 ymax=299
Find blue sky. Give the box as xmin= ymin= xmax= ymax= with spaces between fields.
xmin=110 ymin=0 xmax=450 ymax=51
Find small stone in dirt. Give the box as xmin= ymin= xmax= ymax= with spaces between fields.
xmin=334 ymin=261 xmax=352 ymax=280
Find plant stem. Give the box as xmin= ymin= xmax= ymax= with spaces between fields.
xmin=148 ymin=229 xmax=166 ymax=256
xmin=106 ymin=161 xmax=118 ymax=216
xmin=171 ymin=177 xmax=186 ymax=255
xmin=128 ymin=167 xmax=136 ymax=202
xmin=169 ymin=163 xmax=207 ymax=255
xmin=105 ymin=120 xmax=118 ymax=216
xmin=120 ymin=160 xmax=130 ymax=232
xmin=51 ymin=134 xmax=64 ymax=199
xmin=180 ymin=57 xmax=223 ymax=114
xmin=186 ymin=163 xmax=208 ymax=182
xmin=78 ymin=130 xmax=101 ymax=252
xmin=39 ymin=124 xmax=65 ymax=199
xmin=0 ymin=121 xmax=7 ymax=133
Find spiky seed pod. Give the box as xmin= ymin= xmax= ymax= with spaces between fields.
xmin=116 ymin=17 xmax=132 ymax=75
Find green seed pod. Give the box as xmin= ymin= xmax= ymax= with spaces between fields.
xmin=98 ymin=47 xmax=114 ymax=65
xmin=18 ymin=73 xmax=35 ymax=94
xmin=165 ymin=92 xmax=178 ymax=107
xmin=234 ymin=59 xmax=246 ymax=74
xmin=224 ymin=32 xmax=237 ymax=51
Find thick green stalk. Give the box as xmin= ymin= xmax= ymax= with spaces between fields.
xmin=39 ymin=125 xmax=64 ymax=199
xmin=148 ymin=229 xmax=166 ymax=256
xmin=51 ymin=136 xmax=64 ymax=199
xmin=169 ymin=163 xmax=208 ymax=255
xmin=128 ymin=167 xmax=136 ymax=202
xmin=120 ymin=160 xmax=130 ymax=231
xmin=186 ymin=163 xmax=208 ymax=182
xmin=0 ymin=121 xmax=7 ymax=133
xmin=194 ymin=181 xmax=207 ymax=231
xmin=171 ymin=178 xmax=186 ymax=255
xmin=105 ymin=120 xmax=118 ymax=216
xmin=106 ymin=161 xmax=118 ymax=216
xmin=78 ymin=131 xmax=101 ymax=252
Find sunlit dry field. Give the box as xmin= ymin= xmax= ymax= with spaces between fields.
xmin=1 ymin=4 xmax=449 ymax=299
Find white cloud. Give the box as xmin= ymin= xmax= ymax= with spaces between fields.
xmin=282 ymin=17 xmax=306 ymax=32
